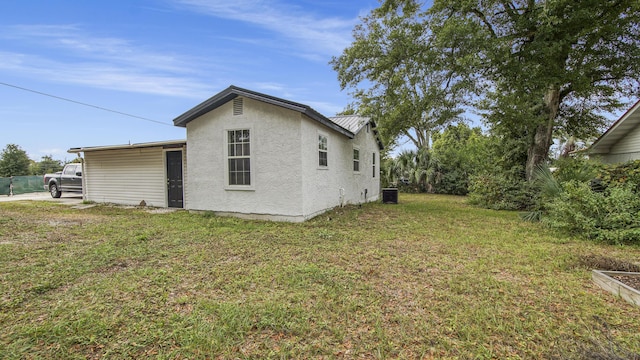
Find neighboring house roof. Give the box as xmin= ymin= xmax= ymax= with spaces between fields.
xmin=173 ymin=85 xmax=354 ymax=138
xmin=590 ymin=99 xmax=640 ymax=154
xmin=68 ymin=140 xmax=186 ymax=153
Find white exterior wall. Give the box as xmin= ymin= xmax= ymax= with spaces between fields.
xmin=185 ymin=97 xmax=305 ymax=220
xmin=83 ymin=146 xmax=185 ymax=207
xmin=300 ymin=118 xmax=380 ymax=219
xmin=343 ymin=124 xmax=381 ymax=204
xmin=185 ymin=97 xmax=380 ymax=221
xmin=597 ymin=152 xmax=640 ymax=164
xmin=603 ymin=125 xmax=640 ymax=163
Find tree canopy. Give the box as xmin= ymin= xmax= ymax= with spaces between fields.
xmin=432 ymin=0 xmax=640 ymax=179
xmin=336 ymin=0 xmax=640 ymax=180
xmin=331 ymin=1 xmax=476 ymax=150
xmin=380 ymin=123 xmax=493 ymax=194
xmin=0 ymin=144 xmax=31 ymax=177
xmin=35 ymin=155 xmax=63 ymax=175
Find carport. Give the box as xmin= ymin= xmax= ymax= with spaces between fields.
xmin=68 ymin=140 xmax=186 ymax=208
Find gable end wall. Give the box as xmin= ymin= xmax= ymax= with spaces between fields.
xmin=184 ymin=97 xmax=305 ymax=219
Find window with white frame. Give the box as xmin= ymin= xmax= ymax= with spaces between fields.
xmin=353 ymin=148 xmax=360 ymax=172
xmin=318 ymin=134 xmax=328 ymax=167
xmin=227 ymin=129 xmax=251 ymax=186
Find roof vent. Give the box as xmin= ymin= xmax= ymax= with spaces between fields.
xmin=233 ymin=98 xmax=243 ymax=116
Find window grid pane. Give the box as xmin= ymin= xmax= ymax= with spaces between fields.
xmin=319 ymin=152 xmax=327 ymax=167
xmin=319 ymin=135 xmax=328 ymax=167
xmin=318 ymin=135 xmax=327 ymax=151
xmin=353 ymin=149 xmax=360 ymax=172
xmin=228 ymin=130 xmax=251 ymax=186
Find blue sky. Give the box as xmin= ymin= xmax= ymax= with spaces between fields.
xmin=1 ymin=0 xmax=379 ymax=161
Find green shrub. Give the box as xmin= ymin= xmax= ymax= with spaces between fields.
xmin=397 ymin=181 xmax=421 ymax=193
xmin=434 ymin=169 xmax=469 ymax=195
xmin=597 ymin=159 xmax=640 ymax=189
xmin=552 ymin=157 xmax=602 ymax=184
xmin=543 ymin=181 xmax=640 ymax=245
xmin=468 ymin=172 xmax=538 ymax=211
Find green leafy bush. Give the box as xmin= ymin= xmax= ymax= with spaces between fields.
xmin=430 ymin=124 xmax=494 ymax=196
xmin=544 ymin=181 xmax=640 ymax=245
xmin=521 ymin=159 xmax=602 ymax=221
xmin=552 ymin=157 xmax=602 ymax=184
xmin=434 ymin=169 xmax=470 ymax=195
xmin=597 ymin=160 xmax=640 ymax=189
xmin=468 ymin=172 xmax=538 ymax=211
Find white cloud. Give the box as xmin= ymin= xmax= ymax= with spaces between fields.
xmin=173 ymin=0 xmax=357 ymax=58
xmin=0 ymin=25 xmax=218 ymax=98
xmin=237 ymin=81 xmax=347 ymax=115
xmin=252 ymin=82 xmax=287 ymax=93
xmin=2 ymin=24 xmax=77 ymax=40
xmin=302 ymin=100 xmax=345 ymax=116
xmin=248 ymin=82 xmax=306 ymax=99
xmin=0 ymin=51 xmax=214 ymax=98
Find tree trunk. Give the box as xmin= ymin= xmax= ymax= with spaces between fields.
xmin=404 ymin=128 xmax=430 ymax=150
xmin=525 ymin=87 xmax=560 ymax=181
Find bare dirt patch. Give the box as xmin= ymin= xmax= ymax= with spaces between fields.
xmin=580 ymin=254 xmax=640 ymax=293
xmin=145 ymin=208 xmax=180 ymax=214
xmin=610 ymin=274 xmax=640 ymax=291
xmin=578 ymin=254 xmax=640 ymax=273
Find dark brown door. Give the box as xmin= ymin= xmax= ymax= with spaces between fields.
xmin=166 ymin=151 xmax=183 ymax=208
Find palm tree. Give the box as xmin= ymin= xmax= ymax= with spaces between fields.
xmin=390 ymin=148 xmax=444 ymax=192
xmin=381 ymin=157 xmax=400 ymax=187
xmin=396 ymin=150 xmax=417 ymax=186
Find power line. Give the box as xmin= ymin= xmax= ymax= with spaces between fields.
xmin=0 ymin=81 xmax=174 ymax=127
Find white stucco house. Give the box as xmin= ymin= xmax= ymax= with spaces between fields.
xmin=69 ymin=86 xmax=383 ymax=222
xmin=589 ymin=99 xmax=640 ymax=163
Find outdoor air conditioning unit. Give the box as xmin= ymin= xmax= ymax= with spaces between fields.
xmin=382 ymin=188 xmax=398 ymax=204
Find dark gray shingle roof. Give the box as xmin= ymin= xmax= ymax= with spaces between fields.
xmin=173 ymin=85 xmax=353 ymax=138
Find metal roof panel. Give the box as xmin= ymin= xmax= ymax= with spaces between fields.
xmin=68 ymin=139 xmax=186 ymax=153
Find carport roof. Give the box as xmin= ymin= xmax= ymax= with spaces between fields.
xmin=68 ymin=139 xmax=186 ymax=153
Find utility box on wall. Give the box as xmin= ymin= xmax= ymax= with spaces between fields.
xmin=382 ymin=188 xmax=398 ymax=204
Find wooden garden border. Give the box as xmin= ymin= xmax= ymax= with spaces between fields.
xmin=592 ymin=270 xmax=640 ymax=307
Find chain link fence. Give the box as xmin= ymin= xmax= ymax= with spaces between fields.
xmin=0 ymin=176 xmax=46 ymax=195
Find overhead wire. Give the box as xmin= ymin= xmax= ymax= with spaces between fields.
xmin=0 ymin=81 xmax=174 ymax=127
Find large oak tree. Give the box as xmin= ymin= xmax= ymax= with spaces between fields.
xmin=331 ymin=1 xmax=477 ymax=150
xmin=431 ymin=0 xmax=640 ymax=179
xmin=337 ymin=0 xmax=640 ymax=180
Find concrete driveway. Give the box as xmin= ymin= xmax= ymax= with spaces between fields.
xmin=0 ymin=192 xmax=84 ymax=205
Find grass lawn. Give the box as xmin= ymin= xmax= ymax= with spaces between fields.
xmin=1 ymin=194 xmax=639 ymax=359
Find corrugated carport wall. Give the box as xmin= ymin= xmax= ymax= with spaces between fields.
xmin=83 ymin=146 xmax=183 ymax=207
